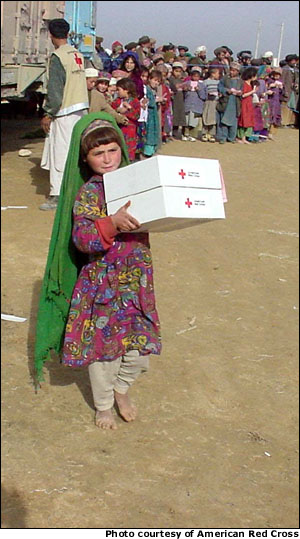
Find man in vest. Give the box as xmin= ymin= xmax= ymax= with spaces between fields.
xmin=40 ymin=18 xmax=89 ymax=210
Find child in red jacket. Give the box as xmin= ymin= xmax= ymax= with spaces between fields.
xmin=112 ymin=78 xmax=141 ymax=161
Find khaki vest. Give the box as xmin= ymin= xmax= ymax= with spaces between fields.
xmin=52 ymin=44 xmax=89 ymax=117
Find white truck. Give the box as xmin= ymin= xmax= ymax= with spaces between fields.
xmin=1 ymin=1 xmax=96 ymax=101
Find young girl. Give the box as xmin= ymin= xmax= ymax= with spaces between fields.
xmin=119 ymin=52 xmax=144 ymax=99
xmin=237 ymin=66 xmax=258 ymax=144
xmin=216 ymin=62 xmax=243 ymax=144
xmin=182 ymin=66 xmax=206 ymax=141
xmin=143 ymin=69 xmax=162 ymax=157
xmin=202 ymin=67 xmax=220 ymax=142
xmin=35 ymin=112 xmax=162 ymax=430
xmin=111 ymin=78 xmax=141 ymax=161
xmin=266 ymin=68 xmax=284 ymax=138
xmin=248 ymin=80 xmax=265 ymax=142
xmin=136 ymin=67 xmax=150 ymax=158
xmin=169 ymin=62 xmax=186 ymax=140
xmin=157 ymin=64 xmax=173 ymax=143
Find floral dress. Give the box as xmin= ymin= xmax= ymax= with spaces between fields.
xmin=111 ymin=97 xmax=140 ymax=161
xmin=62 ymin=175 xmax=161 ymax=367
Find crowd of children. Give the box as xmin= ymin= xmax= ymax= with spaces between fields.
xmin=85 ymin=38 xmax=299 ymax=154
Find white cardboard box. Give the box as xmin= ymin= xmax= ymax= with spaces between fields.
xmin=103 ymin=155 xmax=227 ymax=233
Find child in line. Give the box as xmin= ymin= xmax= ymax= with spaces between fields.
xmin=34 ymin=112 xmax=162 ymax=430
xmin=143 ymin=69 xmax=162 ymax=157
xmin=202 ymin=67 xmax=220 ymax=142
xmin=95 ymin=73 xmax=111 ymax=103
xmin=182 ymin=66 xmax=206 ymax=141
xmin=157 ymin=64 xmax=173 ymax=143
xmin=169 ymin=61 xmax=186 ymax=140
xmin=136 ymin=67 xmax=150 ymax=159
xmin=182 ymin=66 xmax=205 ymax=141
xmin=237 ymin=67 xmax=257 ymax=144
xmin=266 ymin=67 xmax=283 ymax=138
xmin=216 ymin=61 xmax=243 ymax=144
xmin=248 ymin=80 xmax=265 ymax=142
xmin=111 ymin=78 xmax=141 ymax=161
xmin=107 ymin=77 xmax=118 ymax=101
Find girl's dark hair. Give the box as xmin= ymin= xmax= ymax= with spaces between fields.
xmin=207 ymin=67 xmax=219 ymax=77
xmin=140 ymin=66 xmax=149 ymax=75
xmin=80 ymin=127 xmax=123 ymax=161
xmin=120 ymin=53 xmax=141 ymax=74
xmin=241 ymin=66 xmax=258 ymax=80
xmin=148 ymin=69 xmax=162 ymax=81
xmin=116 ymin=77 xmax=137 ymax=97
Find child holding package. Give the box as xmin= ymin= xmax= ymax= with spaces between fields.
xmin=34 ymin=112 xmax=162 ymax=430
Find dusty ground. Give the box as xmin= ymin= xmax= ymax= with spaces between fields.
xmin=1 ymin=118 xmax=299 ymax=529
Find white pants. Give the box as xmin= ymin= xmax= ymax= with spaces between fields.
xmin=41 ymin=110 xmax=87 ymax=196
xmin=88 ymin=350 xmax=149 ymax=411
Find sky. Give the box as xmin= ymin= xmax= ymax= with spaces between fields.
xmin=96 ymin=0 xmax=299 ymax=60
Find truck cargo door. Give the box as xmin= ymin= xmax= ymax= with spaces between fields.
xmin=64 ymin=1 xmax=96 ymax=58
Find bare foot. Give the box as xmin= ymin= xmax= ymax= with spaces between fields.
xmin=114 ymin=391 xmax=137 ymax=422
xmin=95 ymin=409 xmax=117 ymax=430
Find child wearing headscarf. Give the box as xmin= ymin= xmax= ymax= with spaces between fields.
xmin=34 ymin=112 xmax=161 ymax=430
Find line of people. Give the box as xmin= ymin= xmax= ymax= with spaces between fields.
xmin=85 ymin=43 xmax=299 ymax=159
xmin=39 ymin=19 xmax=299 ymax=210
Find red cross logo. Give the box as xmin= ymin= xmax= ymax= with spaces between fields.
xmin=74 ymin=53 xmax=83 ymax=68
xmin=185 ymin=198 xmax=192 ymax=208
xmin=179 ymin=169 xmax=186 ymax=179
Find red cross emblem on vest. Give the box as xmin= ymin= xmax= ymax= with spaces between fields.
xmin=74 ymin=53 xmax=83 ymax=68
xmin=185 ymin=198 xmax=192 ymax=208
xmin=178 ymin=169 xmax=186 ymax=179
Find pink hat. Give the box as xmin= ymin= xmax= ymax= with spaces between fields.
xmin=112 ymin=41 xmax=123 ymax=51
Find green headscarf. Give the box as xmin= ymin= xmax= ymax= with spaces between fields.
xmin=34 ymin=112 xmax=129 ymax=383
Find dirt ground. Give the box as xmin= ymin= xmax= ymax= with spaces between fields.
xmin=1 ymin=118 xmax=299 ymax=530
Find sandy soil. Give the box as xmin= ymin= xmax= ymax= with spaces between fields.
xmin=1 ymin=118 xmax=299 ymax=529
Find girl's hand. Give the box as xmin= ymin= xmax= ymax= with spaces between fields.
xmin=111 ymin=201 xmax=140 ymax=232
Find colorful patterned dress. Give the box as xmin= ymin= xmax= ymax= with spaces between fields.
xmin=238 ymin=82 xmax=255 ymax=128
xmin=266 ymin=78 xmax=283 ymax=126
xmin=111 ymin=97 xmax=140 ymax=161
xmin=62 ymin=175 xmax=161 ymax=368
